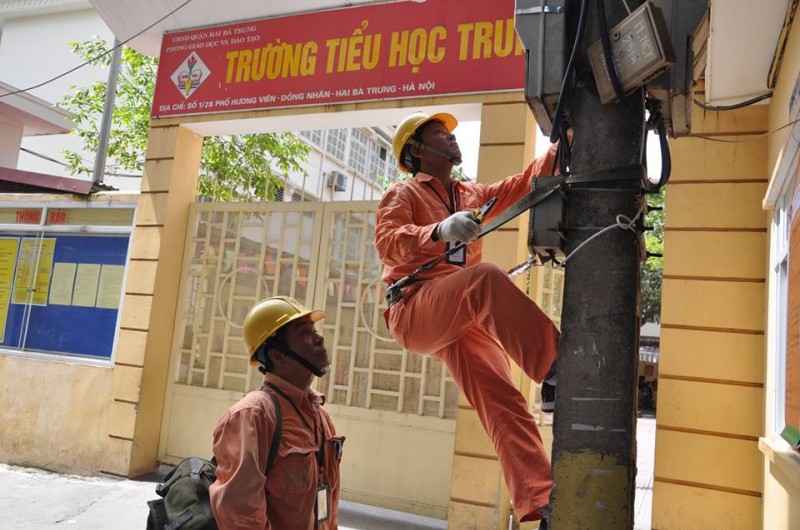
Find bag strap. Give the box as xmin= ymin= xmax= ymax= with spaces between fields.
xmin=208 ymin=391 xmax=282 ymax=479
xmin=264 ymin=390 xmax=282 ymax=476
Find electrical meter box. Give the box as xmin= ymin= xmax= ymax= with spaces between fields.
xmin=648 ymin=0 xmax=709 ymax=137
xmin=587 ymin=2 xmax=676 ymax=104
xmin=528 ymin=175 xmax=566 ymax=262
xmin=514 ymin=0 xmax=567 ymax=136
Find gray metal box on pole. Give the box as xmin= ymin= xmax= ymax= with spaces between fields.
xmin=515 ymin=0 xmax=568 ymax=136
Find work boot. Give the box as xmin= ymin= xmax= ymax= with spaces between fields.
xmin=541 ymin=361 xmax=557 ymax=412
xmin=538 ymin=506 xmax=550 ymax=529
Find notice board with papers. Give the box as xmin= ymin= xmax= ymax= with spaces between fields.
xmin=0 ymin=233 xmax=130 ymax=359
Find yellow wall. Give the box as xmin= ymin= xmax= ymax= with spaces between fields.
xmin=126 ymin=125 xmax=204 ymax=476
xmin=761 ymin=12 xmax=800 ymax=530
xmin=331 ymin=404 xmax=456 ymax=519
xmin=654 ymin=103 xmax=769 ymax=529
xmin=657 ymin=14 xmax=800 ymax=528
xmin=0 ymin=193 xmax=137 ymax=475
xmin=0 ymin=356 xmax=114 ymax=473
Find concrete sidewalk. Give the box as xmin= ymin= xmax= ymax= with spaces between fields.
xmin=0 ymin=416 xmax=655 ymax=529
xmin=0 ymin=463 xmax=445 ymax=530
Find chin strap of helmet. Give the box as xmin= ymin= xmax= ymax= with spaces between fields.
xmin=284 ymin=348 xmax=326 ymax=377
xmin=408 ymin=139 xmax=462 ymax=166
xmin=258 ymin=346 xmax=326 ymax=377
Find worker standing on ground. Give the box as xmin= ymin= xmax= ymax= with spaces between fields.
xmin=375 ymin=111 xmax=559 ymax=526
xmin=210 ymin=296 xmax=344 ymax=530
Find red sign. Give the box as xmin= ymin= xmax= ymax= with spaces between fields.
xmin=48 ymin=210 xmax=66 ymax=225
xmin=16 ymin=209 xmax=41 ymax=224
xmin=152 ymin=0 xmax=524 ymax=117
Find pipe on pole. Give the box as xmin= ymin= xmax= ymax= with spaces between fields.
xmin=92 ymin=38 xmax=122 ymax=185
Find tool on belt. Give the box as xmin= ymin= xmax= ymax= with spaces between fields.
xmin=385 ymin=197 xmax=500 ymax=306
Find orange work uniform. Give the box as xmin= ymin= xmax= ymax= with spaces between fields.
xmin=210 ymin=373 xmax=344 ymax=530
xmin=375 ymin=147 xmax=559 ymax=522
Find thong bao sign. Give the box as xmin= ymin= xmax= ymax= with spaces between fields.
xmin=152 ymin=0 xmax=524 ymax=117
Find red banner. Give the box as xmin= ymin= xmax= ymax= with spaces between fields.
xmin=152 ymin=0 xmax=524 ymax=117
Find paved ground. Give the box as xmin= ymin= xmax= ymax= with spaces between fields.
xmin=0 ymin=416 xmax=655 ymax=529
xmin=635 ymin=413 xmax=656 ymax=530
xmin=0 ymin=464 xmax=446 ymax=530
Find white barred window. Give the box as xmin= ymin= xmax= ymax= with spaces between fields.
xmin=367 ymin=142 xmax=385 ymax=182
xmin=348 ymin=129 xmax=369 ymax=175
xmin=385 ymin=153 xmax=401 ymax=183
xmin=325 ymin=129 xmax=348 ymax=162
xmin=300 ymin=129 xmax=322 ymax=147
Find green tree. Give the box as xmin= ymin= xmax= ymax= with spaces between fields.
xmin=641 ymin=187 xmax=665 ymax=322
xmin=58 ymin=38 xmax=310 ymax=200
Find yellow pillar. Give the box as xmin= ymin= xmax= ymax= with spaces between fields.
xmin=446 ymin=99 xmax=545 ymax=529
xmin=104 ymin=123 xmax=203 ymax=476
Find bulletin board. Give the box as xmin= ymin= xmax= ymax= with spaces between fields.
xmin=0 ymin=233 xmax=130 ymax=359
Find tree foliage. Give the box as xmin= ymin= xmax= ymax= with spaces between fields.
xmin=641 ymin=187 xmax=665 ymax=323
xmin=58 ymin=38 xmax=310 ymax=200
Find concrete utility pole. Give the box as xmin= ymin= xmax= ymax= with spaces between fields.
xmin=549 ymin=1 xmax=644 ymax=528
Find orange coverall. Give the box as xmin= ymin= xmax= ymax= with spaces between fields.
xmin=210 ymin=373 xmax=344 ymax=530
xmin=375 ymin=147 xmax=559 ymax=522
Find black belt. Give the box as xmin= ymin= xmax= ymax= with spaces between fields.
xmin=385 ymin=278 xmax=421 ymax=307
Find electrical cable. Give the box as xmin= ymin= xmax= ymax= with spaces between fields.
xmin=643 ymin=99 xmax=671 ymax=190
xmin=597 ymin=0 xmax=626 ymax=103
xmin=556 ymin=202 xmax=645 ymax=268
xmin=19 ymin=147 xmax=142 ymax=178
xmin=655 ymin=116 xmax=671 ymax=188
xmin=549 ymin=0 xmax=589 ymax=176
xmin=19 ymin=147 xmax=66 ymax=168
xmin=358 ymin=277 xmax=395 ymax=343
xmin=693 ymin=91 xmax=772 ymax=111
xmin=549 ymin=0 xmax=588 ymax=144
xmin=694 ymin=115 xmax=800 ymax=143
xmin=0 ymin=0 xmax=196 ymax=100
xmin=639 ymin=90 xmax=648 ymax=166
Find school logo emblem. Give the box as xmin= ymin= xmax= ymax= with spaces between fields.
xmin=171 ymin=52 xmax=209 ymax=99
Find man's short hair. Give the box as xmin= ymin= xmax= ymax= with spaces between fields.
xmin=253 ymin=325 xmax=289 ymax=374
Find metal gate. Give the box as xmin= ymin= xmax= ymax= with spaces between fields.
xmin=159 ymin=200 xmax=459 ymax=517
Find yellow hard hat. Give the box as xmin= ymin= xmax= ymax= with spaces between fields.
xmin=243 ymin=296 xmax=325 ymax=364
xmin=392 ymin=111 xmax=458 ymax=173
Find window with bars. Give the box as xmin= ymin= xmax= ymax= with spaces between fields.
xmin=348 ymin=129 xmax=369 ymax=175
xmin=176 ymin=207 xmax=318 ymax=392
xmin=325 ymin=129 xmax=348 ymax=162
xmin=317 ymin=208 xmax=458 ymax=418
xmin=174 ymin=203 xmax=458 ymax=419
xmin=367 ymin=143 xmax=385 ymax=182
xmin=299 ymin=129 xmax=323 ymax=147
xmin=385 ymin=153 xmax=401 ymax=184
xmin=773 ymin=178 xmax=800 ymax=450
